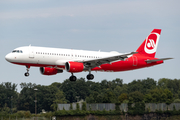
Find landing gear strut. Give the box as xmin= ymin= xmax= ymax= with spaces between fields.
xmin=69 ymin=73 xmax=77 ymax=81
xmin=24 ymin=66 xmax=30 ymax=77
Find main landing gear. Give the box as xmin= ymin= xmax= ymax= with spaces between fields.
xmin=69 ymin=74 xmax=94 ymax=81
xmin=24 ymin=66 xmax=30 ymax=77
xmin=69 ymin=73 xmax=77 ymax=81
xmin=69 ymin=68 xmax=94 ymax=81
xmin=87 ymin=74 xmax=94 ymax=80
xmin=87 ymin=68 xmax=94 ymax=80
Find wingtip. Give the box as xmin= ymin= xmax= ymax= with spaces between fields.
xmin=131 ymin=52 xmax=138 ymax=54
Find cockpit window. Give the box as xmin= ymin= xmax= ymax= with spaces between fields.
xmin=12 ymin=50 xmax=23 ymax=53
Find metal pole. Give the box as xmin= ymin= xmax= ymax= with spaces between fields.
xmin=11 ymin=96 xmax=13 ymax=114
xmin=34 ymin=88 xmax=38 ymax=118
xmin=35 ymin=91 xmax=37 ymax=115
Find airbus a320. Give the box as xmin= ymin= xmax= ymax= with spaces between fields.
xmin=5 ymin=29 xmax=172 ymax=81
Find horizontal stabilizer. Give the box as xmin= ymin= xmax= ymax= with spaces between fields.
xmin=145 ymin=58 xmax=173 ymax=63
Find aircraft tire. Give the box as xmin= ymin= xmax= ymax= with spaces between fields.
xmin=24 ymin=72 xmax=29 ymax=77
xmin=87 ymin=74 xmax=94 ymax=80
xmin=70 ymin=76 xmax=77 ymax=81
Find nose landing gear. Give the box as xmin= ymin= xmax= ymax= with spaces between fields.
xmin=24 ymin=72 xmax=29 ymax=76
xmin=24 ymin=66 xmax=30 ymax=77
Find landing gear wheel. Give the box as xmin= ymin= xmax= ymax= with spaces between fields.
xmin=87 ymin=74 xmax=94 ymax=80
xmin=69 ymin=76 xmax=77 ymax=81
xmin=24 ymin=72 xmax=29 ymax=77
xmin=24 ymin=66 xmax=30 ymax=77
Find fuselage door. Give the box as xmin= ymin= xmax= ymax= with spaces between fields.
xmin=29 ymin=46 xmax=34 ymax=58
xmin=132 ymin=55 xmax=137 ymax=66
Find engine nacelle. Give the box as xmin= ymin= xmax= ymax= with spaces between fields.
xmin=40 ymin=67 xmax=63 ymax=75
xmin=65 ymin=62 xmax=84 ymax=73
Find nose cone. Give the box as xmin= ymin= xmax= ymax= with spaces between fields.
xmin=5 ymin=53 xmax=12 ymax=62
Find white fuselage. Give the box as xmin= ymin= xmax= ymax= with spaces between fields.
xmin=5 ymin=46 xmax=121 ymax=69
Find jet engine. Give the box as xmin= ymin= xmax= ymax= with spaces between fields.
xmin=40 ymin=67 xmax=63 ymax=75
xmin=65 ymin=62 xmax=84 ymax=73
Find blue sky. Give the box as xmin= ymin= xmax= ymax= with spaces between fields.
xmin=0 ymin=0 xmax=179 ymax=92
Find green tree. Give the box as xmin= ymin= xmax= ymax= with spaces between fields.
xmin=18 ymin=83 xmax=63 ymax=113
xmin=36 ymin=85 xmax=60 ymax=112
xmin=128 ymin=78 xmax=156 ymax=94
xmin=61 ymin=78 xmax=90 ymax=103
xmin=0 ymin=82 xmax=18 ymax=111
xmin=141 ymin=78 xmax=156 ymax=94
xmin=173 ymin=99 xmax=180 ymax=103
xmin=17 ymin=83 xmax=36 ymax=112
xmin=86 ymin=91 xmax=104 ymax=103
xmin=118 ymin=93 xmax=128 ymax=103
xmin=102 ymin=90 xmax=117 ymax=103
xmin=114 ymin=84 xmax=128 ymax=98
xmin=86 ymin=94 xmax=95 ymax=103
xmin=50 ymin=82 xmax=62 ymax=89
xmin=144 ymin=88 xmax=173 ymax=103
xmin=51 ymin=89 xmax=68 ymax=111
xmin=76 ymin=103 xmax=80 ymax=111
xmin=129 ymin=91 xmax=144 ymax=103
xmin=128 ymin=80 xmax=143 ymax=93
xmin=158 ymin=78 xmax=169 ymax=88
xmin=82 ymin=102 xmax=86 ymax=111
xmin=69 ymin=103 xmax=73 ymax=110
xmin=17 ymin=88 xmax=34 ymax=112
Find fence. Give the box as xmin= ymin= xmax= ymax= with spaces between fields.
xmin=145 ymin=103 xmax=180 ymax=112
xmin=57 ymin=103 xmax=115 ymax=111
xmin=86 ymin=103 xmax=115 ymax=111
xmin=58 ymin=103 xmax=180 ymax=112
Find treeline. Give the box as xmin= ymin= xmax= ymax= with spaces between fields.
xmin=0 ymin=78 xmax=180 ymax=114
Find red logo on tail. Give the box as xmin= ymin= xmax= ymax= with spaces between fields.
xmin=146 ymin=39 xmax=155 ymax=50
xmin=145 ymin=33 xmax=159 ymax=54
xmin=136 ymin=29 xmax=161 ymax=58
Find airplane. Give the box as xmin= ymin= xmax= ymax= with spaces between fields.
xmin=5 ymin=29 xmax=172 ymax=81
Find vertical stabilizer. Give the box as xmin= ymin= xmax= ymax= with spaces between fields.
xmin=136 ymin=29 xmax=161 ymax=58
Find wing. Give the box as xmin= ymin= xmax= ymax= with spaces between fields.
xmin=145 ymin=58 xmax=173 ymax=63
xmin=75 ymin=52 xmax=138 ymax=69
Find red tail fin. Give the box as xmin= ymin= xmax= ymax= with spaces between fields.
xmin=136 ymin=29 xmax=161 ymax=58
